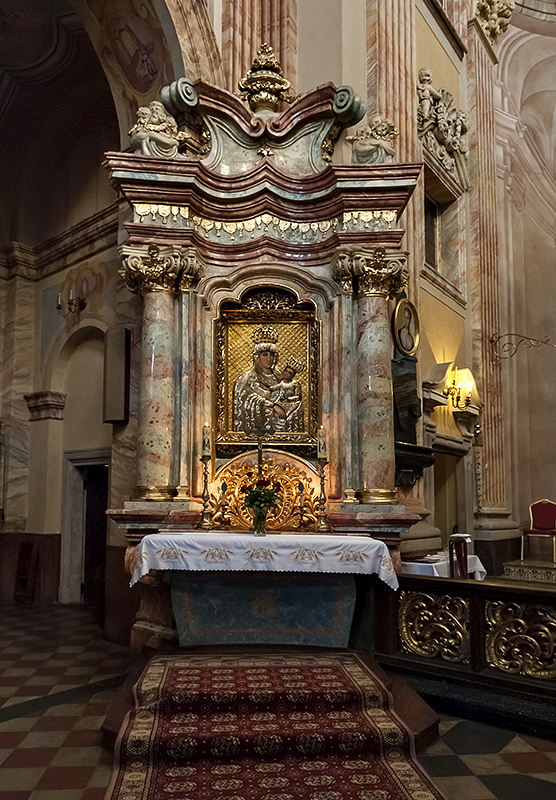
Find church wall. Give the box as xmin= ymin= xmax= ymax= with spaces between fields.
xmin=416 ymin=7 xmax=463 ymax=108
xmin=494 ymin=28 xmax=556 ymax=533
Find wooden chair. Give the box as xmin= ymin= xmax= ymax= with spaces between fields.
xmin=521 ymin=499 xmax=556 ymax=562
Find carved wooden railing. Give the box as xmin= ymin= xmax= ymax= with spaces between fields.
xmin=371 ymin=574 xmax=556 ymax=693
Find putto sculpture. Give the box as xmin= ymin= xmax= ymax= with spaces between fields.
xmin=417 ymin=68 xmax=470 ymax=191
xmin=346 ymin=116 xmax=399 ymax=164
xmin=129 ymin=100 xmax=191 ymax=158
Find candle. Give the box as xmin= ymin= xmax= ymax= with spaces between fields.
xmin=69 ymin=289 xmax=73 ymax=301
xmin=56 ymin=292 xmax=62 ymax=309
xmin=257 ymin=437 xmax=263 ymax=477
xmin=318 ymin=426 xmax=327 ymax=459
xmin=202 ymin=422 xmax=211 ymax=457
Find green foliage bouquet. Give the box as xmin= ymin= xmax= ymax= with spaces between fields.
xmin=241 ymin=474 xmax=282 ymax=535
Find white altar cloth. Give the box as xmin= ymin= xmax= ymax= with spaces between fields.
xmin=130 ymin=531 xmax=398 ymax=590
xmin=400 ymin=554 xmax=486 ymax=580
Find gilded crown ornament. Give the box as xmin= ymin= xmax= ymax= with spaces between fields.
xmin=238 ymin=43 xmax=296 ymax=112
xmin=284 ymin=356 xmax=305 ymax=373
xmin=252 ymin=326 xmax=278 ymax=344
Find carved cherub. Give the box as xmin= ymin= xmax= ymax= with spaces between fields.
xmin=417 ymin=67 xmax=442 ymax=121
xmin=129 ymin=100 xmax=191 ymax=159
xmin=346 ymin=116 xmax=399 ymax=164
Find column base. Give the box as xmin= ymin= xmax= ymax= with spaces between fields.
xmin=343 ymin=488 xmax=358 ymax=504
xmin=133 ymin=485 xmax=179 ymax=501
xmin=357 ymin=488 xmax=398 ymax=504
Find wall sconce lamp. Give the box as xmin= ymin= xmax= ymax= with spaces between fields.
xmin=56 ymin=290 xmax=87 ymax=316
xmin=443 ymin=367 xmax=473 ymax=409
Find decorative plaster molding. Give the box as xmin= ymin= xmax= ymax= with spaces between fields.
xmin=133 ymin=204 xmax=398 ymax=242
xmin=24 ymin=391 xmax=67 ymax=421
xmin=417 ymin=67 xmax=470 ymax=192
xmin=474 ymin=0 xmax=515 ymax=44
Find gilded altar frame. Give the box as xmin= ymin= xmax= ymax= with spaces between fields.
xmin=215 ymin=287 xmax=320 ymax=453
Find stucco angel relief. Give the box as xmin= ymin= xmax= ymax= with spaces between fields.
xmin=233 ymin=327 xmax=305 ymax=435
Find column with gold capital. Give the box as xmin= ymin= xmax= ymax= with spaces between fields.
xmin=120 ymin=243 xmax=200 ymax=501
xmin=352 ymin=248 xmax=408 ymax=504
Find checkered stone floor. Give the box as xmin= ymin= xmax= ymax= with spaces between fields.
xmin=421 ymin=717 xmax=556 ymax=800
xmin=0 ymin=603 xmax=133 ymax=800
xmin=1 ymin=602 xmax=555 ymax=800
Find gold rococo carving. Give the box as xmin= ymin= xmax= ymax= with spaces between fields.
xmin=486 ymin=600 xmax=556 ymax=680
xmin=398 ymin=591 xmax=470 ymax=663
xmin=237 ymin=43 xmax=297 ymax=112
xmin=133 ymin=205 xmax=398 ymax=240
xmin=120 ymin=243 xmax=204 ymax=296
xmin=333 ymin=248 xmax=409 ymax=299
xmin=211 ymin=461 xmax=318 ymax=531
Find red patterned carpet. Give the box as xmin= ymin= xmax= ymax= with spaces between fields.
xmin=105 ymin=653 xmax=446 ymax=800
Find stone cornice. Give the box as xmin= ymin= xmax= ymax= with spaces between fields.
xmin=105 ymin=153 xmax=421 ymax=223
xmin=24 ymin=391 xmax=67 ymax=421
xmin=0 ymin=202 xmax=120 ymax=282
xmin=423 ymin=0 xmax=467 ymax=59
xmin=122 ymin=222 xmax=405 ymax=269
xmin=468 ymin=17 xmax=499 ymax=65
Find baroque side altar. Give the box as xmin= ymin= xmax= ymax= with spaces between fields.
xmin=106 ymin=46 xmax=422 ymax=650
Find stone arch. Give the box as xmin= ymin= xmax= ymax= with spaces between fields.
xmin=48 ymin=322 xmax=109 ymax=396
xmin=73 ymin=0 xmax=224 ymax=145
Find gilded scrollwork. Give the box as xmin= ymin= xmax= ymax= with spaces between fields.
xmin=485 ymin=601 xmax=556 ymax=679
xmin=211 ymin=462 xmax=319 ymax=531
xmin=120 ymin=243 xmax=204 ymax=296
xmin=398 ymin=591 xmax=470 ymax=663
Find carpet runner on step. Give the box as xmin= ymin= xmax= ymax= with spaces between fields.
xmin=105 ymin=653 xmax=446 ymax=800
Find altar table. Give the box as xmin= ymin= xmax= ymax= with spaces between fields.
xmin=400 ymin=554 xmax=486 ymax=580
xmin=130 ymin=531 xmax=398 ymax=589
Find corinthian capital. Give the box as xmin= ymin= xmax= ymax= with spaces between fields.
xmin=178 ymin=247 xmax=205 ymax=291
xmin=335 ymin=248 xmax=408 ymax=299
xmin=119 ymin=244 xmax=203 ymax=295
xmin=331 ymin=252 xmax=354 ymax=295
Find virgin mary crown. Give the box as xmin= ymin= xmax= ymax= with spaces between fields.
xmin=252 ymin=326 xmax=278 ymax=345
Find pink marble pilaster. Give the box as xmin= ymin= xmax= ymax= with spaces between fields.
xmin=352 ymin=249 xmax=408 ymax=503
xmin=356 ymin=293 xmax=396 ymax=503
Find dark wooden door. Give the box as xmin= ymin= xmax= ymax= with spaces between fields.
xmin=82 ymin=464 xmax=109 ymax=622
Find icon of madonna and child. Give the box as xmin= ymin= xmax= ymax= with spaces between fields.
xmin=233 ymin=326 xmax=305 ymax=435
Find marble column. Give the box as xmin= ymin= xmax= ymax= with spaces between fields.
xmin=352 ymin=249 xmax=408 ymax=503
xmin=119 ymin=244 xmax=184 ymax=501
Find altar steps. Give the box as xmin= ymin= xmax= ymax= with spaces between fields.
xmin=102 ymin=647 xmax=440 ymax=753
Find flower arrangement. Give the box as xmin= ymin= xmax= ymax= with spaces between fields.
xmin=241 ymin=474 xmax=282 ymax=535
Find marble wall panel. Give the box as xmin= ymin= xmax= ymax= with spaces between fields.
xmin=0 ymin=275 xmax=35 ymax=530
